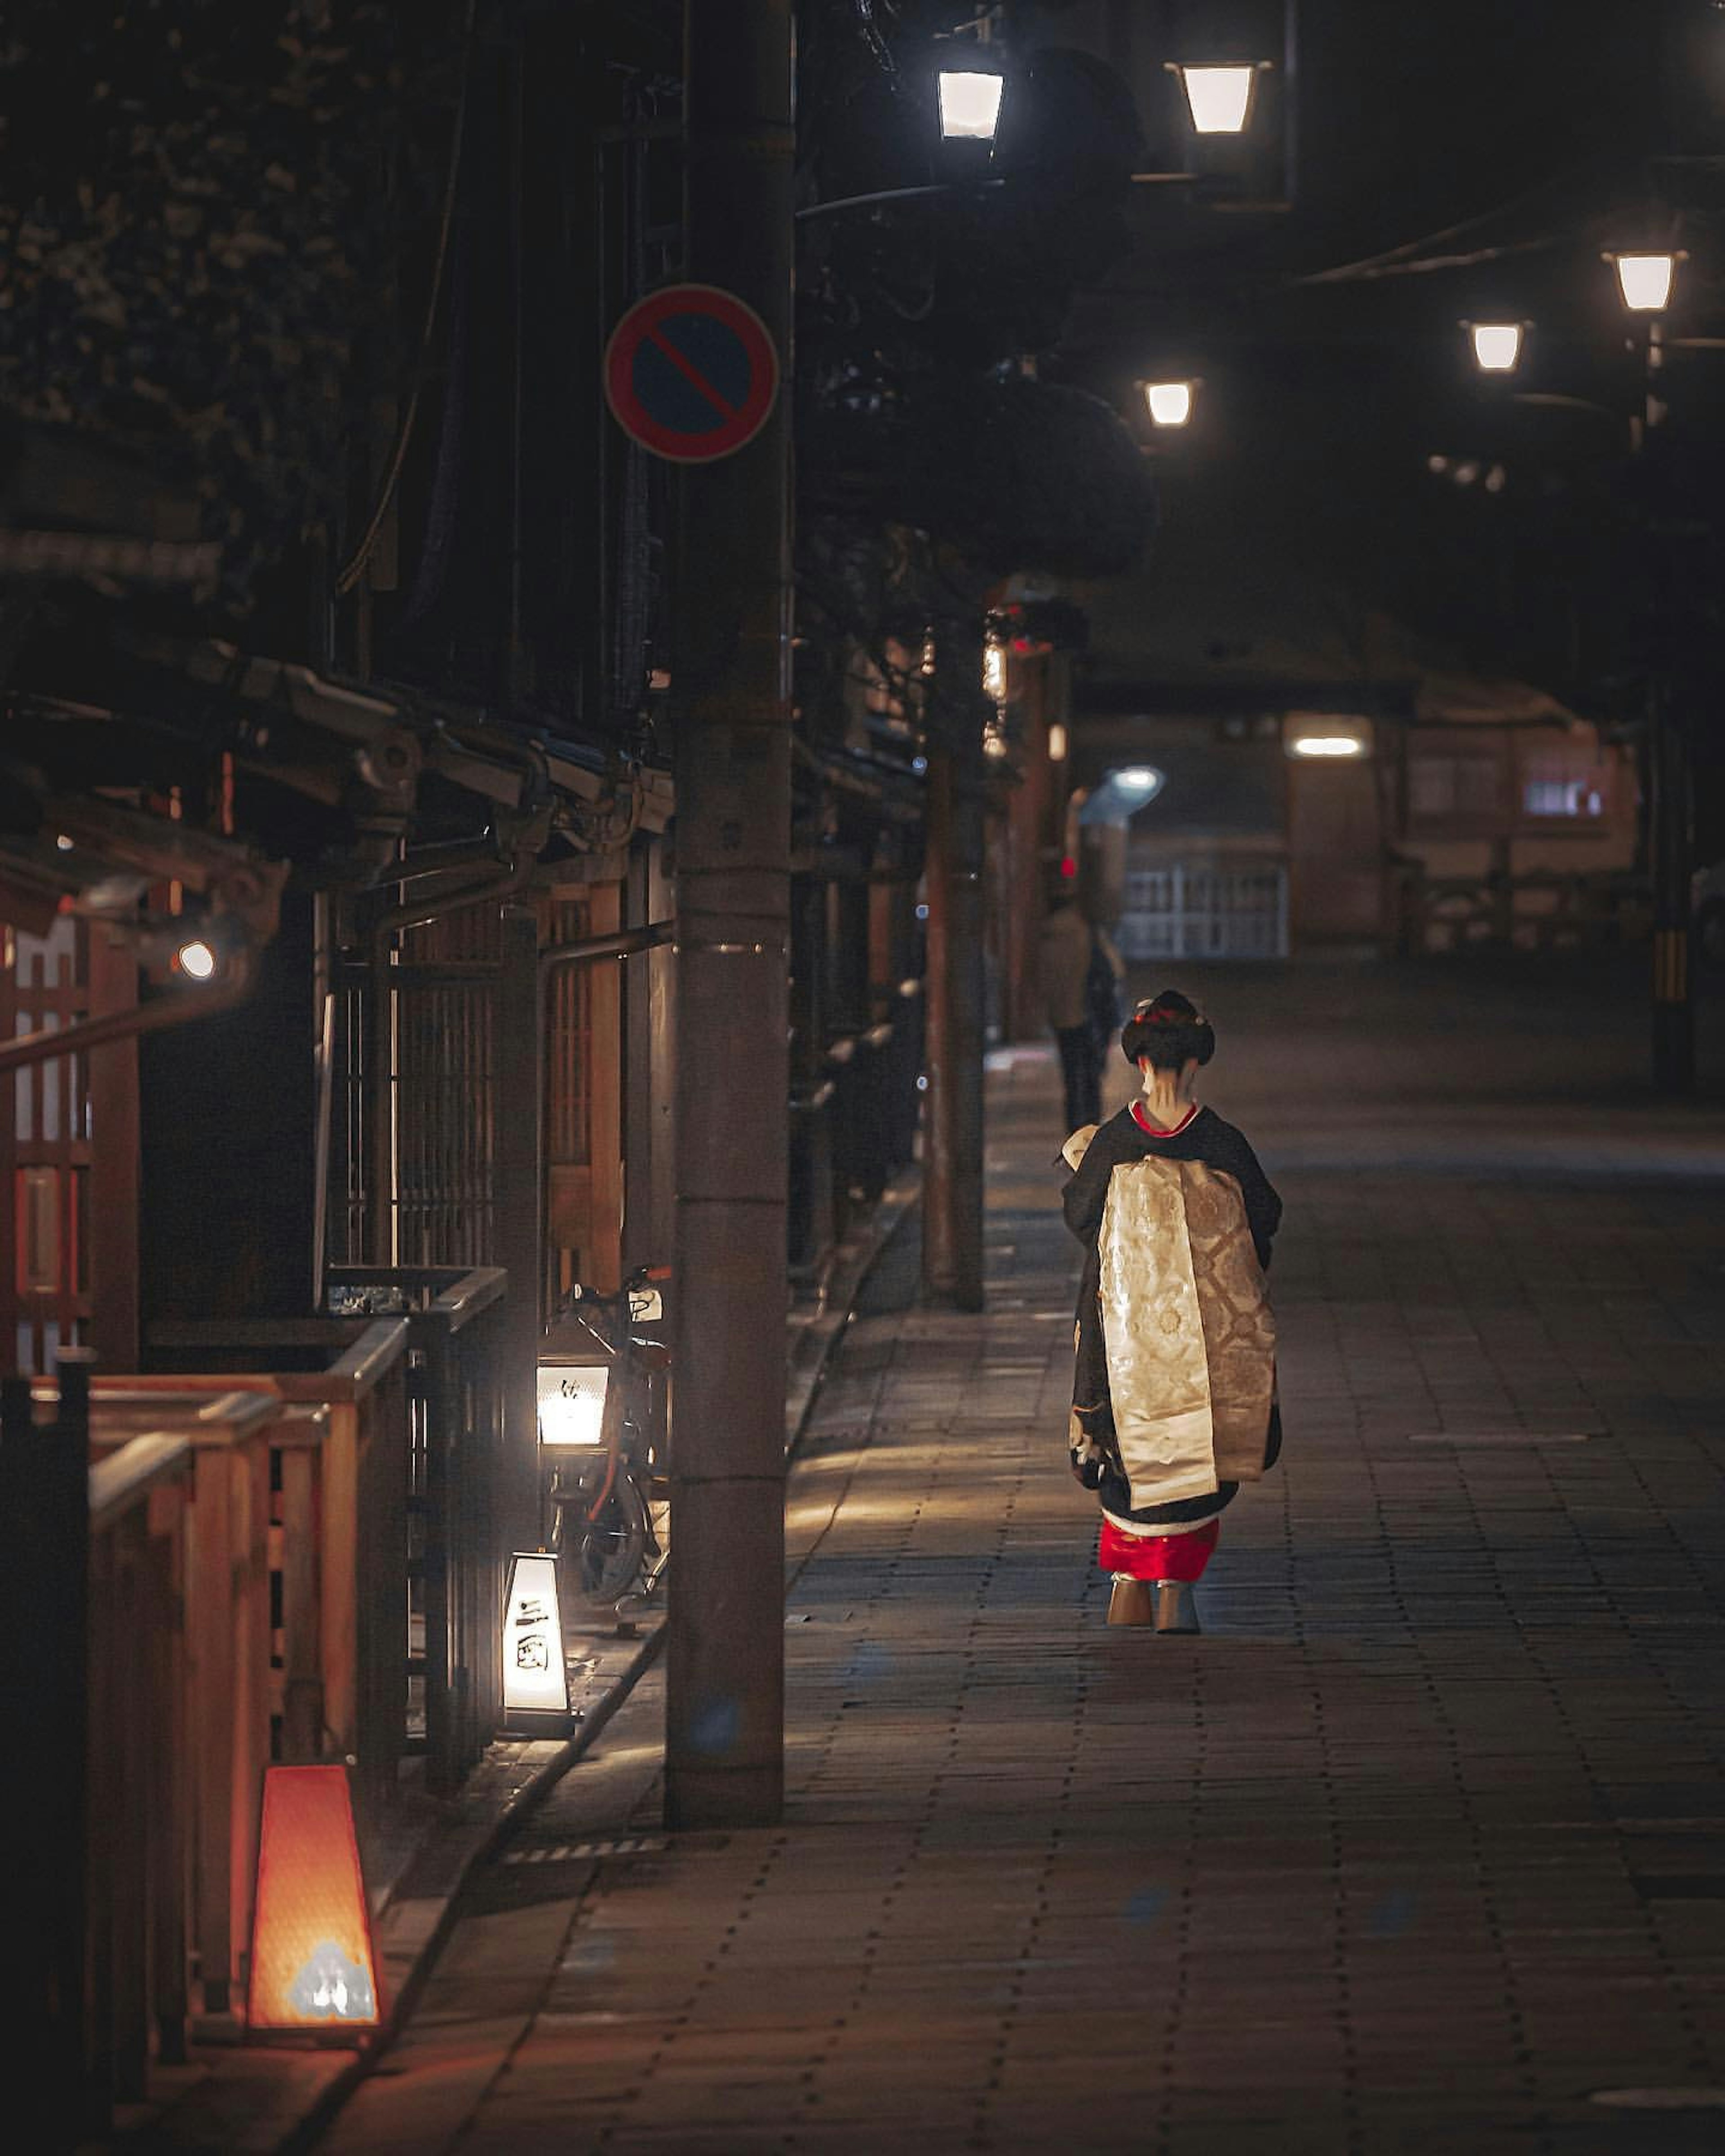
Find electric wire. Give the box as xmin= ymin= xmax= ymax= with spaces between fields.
xmin=334 ymin=3 xmax=477 ymax=599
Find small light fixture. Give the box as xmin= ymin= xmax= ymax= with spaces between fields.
xmin=247 ymin=1767 xmax=382 ymax=2035
xmin=1607 ymin=250 xmax=1683 ymax=314
xmin=1169 ymin=62 xmax=1264 ymax=135
xmin=1468 ymin=321 xmax=1525 ymax=374
xmin=1143 ymin=380 xmax=1195 ymax=428
xmin=1115 ymin=766 xmax=1160 ymax=795
xmin=1047 ymin=722 xmax=1068 ymax=762
xmin=937 ymin=70 xmax=1004 ymax=142
xmin=177 ymin=937 xmax=219 ymax=981
xmin=1286 ymin=716 xmax=1372 ymax=760
xmin=982 ymin=642 xmax=1008 ymax=701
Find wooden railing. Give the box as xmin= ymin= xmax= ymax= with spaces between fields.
xmin=5 ymin=1358 xmax=200 ymax=2146
xmin=6 ymin=1267 xmax=514 ymax=2132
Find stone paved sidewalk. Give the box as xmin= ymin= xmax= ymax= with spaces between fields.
xmin=310 ymin=961 xmax=1725 ymax=2155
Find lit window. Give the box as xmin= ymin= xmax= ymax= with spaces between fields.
xmin=1523 ymin=778 xmax=1602 ymax=819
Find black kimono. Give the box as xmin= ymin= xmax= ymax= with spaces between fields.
xmin=1062 ymin=1104 xmax=1283 ymax=1536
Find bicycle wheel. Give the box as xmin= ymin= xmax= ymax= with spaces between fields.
xmin=574 ymin=1471 xmax=650 ymax=1607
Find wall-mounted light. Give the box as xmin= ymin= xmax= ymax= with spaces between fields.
xmin=938 ymin=70 xmax=1004 ymax=142
xmin=1285 ymin=715 xmax=1373 ymax=760
xmin=177 ymin=937 xmax=220 ymax=981
xmin=982 ymin=641 xmax=1008 ymax=702
xmin=1467 ymin=321 xmax=1526 ymax=374
xmin=1047 ymin=723 xmax=1068 ymax=762
xmin=1606 ymin=250 xmax=1683 ymax=314
xmin=1168 ymin=62 xmax=1265 ymax=135
xmin=1143 ymin=380 xmax=1196 ymax=429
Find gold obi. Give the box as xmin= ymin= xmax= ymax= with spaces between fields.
xmin=1097 ymin=1156 xmax=1276 ymax=1508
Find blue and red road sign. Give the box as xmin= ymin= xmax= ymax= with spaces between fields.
xmin=604 ymin=283 xmax=781 ymax=464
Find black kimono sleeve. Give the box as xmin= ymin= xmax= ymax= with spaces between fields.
xmin=1208 ymin=1122 xmax=1282 ymax=1269
xmin=1061 ymin=1121 xmax=1124 ymax=1243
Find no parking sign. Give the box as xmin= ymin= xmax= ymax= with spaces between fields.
xmin=604 ymin=283 xmax=781 ymax=464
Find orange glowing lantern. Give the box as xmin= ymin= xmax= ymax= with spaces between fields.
xmin=247 ymin=1765 xmax=382 ymax=2037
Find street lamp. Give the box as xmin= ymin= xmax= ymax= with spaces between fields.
xmin=938 ymin=69 xmax=1004 ymax=142
xmin=1467 ymin=321 xmax=1526 ymax=375
xmin=1286 ymin=717 xmax=1372 ymax=760
xmin=1606 ymin=250 xmax=1683 ymax=314
xmin=1168 ymin=62 xmax=1265 ymax=136
xmin=177 ymin=936 xmax=220 ymax=981
xmin=1143 ymin=380 xmax=1196 ymax=428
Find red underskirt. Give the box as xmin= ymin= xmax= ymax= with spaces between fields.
xmin=1098 ymin=1516 xmax=1219 ymax=1582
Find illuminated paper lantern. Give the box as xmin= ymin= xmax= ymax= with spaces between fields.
xmin=247 ymin=1766 xmax=381 ymax=2035
xmin=503 ymin=1551 xmax=571 ymax=1725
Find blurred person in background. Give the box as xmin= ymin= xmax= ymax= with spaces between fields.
xmin=1039 ymin=886 xmax=1123 ymax=1134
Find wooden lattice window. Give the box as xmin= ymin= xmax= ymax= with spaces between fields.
xmin=0 ymin=920 xmax=99 ymax=1373
xmin=542 ymin=886 xmax=623 ymax=1295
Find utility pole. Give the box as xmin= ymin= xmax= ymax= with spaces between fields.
xmin=921 ymin=611 xmax=987 ymax=1312
xmin=666 ymin=0 xmax=794 ymax=1830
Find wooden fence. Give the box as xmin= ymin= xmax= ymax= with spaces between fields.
xmin=4 ymin=1265 xmax=514 ymax=2139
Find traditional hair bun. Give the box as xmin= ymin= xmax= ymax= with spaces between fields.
xmin=1120 ymin=990 xmax=1216 ymax=1070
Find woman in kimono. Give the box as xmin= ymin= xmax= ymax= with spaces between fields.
xmin=1061 ymin=990 xmax=1282 ymax=1633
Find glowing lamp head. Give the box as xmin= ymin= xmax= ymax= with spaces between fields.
xmin=1047 ymin=722 xmax=1069 ymax=762
xmin=938 ymin=70 xmax=1004 ymax=142
xmin=1144 ymin=380 xmax=1194 ymax=429
xmin=1469 ymin=322 xmax=1524 ymax=374
xmin=1291 ymin=735 xmax=1365 ymax=759
xmin=1115 ymin=766 xmax=1161 ymax=797
xmin=1610 ymin=251 xmax=1679 ymax=314
xmin=537 ymin=1361 xmax=610 ymax=1448
xmin=1172 ymin=63 xmax=1259 ymax=135
xmin=177 ymin=937 xmax=219 ymax=981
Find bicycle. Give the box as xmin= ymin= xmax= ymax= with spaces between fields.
xmin=538 ymin=1264 xmax=671 ymax=1616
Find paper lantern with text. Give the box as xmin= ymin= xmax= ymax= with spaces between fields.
xmin=502 ymin=1551 xmax=572 ymax=1727
xmin=247 ymin=1765 xmax=382 ymax=2036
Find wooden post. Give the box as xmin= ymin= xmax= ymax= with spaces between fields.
xmin=495 ymin=908 xmax=544 ymax=1553
xmin=920 ymin=616 xmax=987 ymax=1312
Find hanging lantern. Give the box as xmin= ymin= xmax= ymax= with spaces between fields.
xmin=247 ymin=1766 xmax=381 ymax=2037
xmin=1143 ymin=380 xmax=1196 ymax=428
xmin=937 ymin=70 xmax=1004 ymax=142
xmin=1606 ymin=251 xmax=1682 ymax=314
xmin=1168 ymin=63 xmax=1264 ymax=136
xmin=1467 ymin=322 xmax=1525 ymax=374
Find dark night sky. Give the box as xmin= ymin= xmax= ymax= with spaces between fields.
xmin=1043 ymin=0 xmax=1725 ymax=704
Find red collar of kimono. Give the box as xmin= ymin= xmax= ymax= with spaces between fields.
xmin=1132 ymin=1100 xmax=1200 ymax=1139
